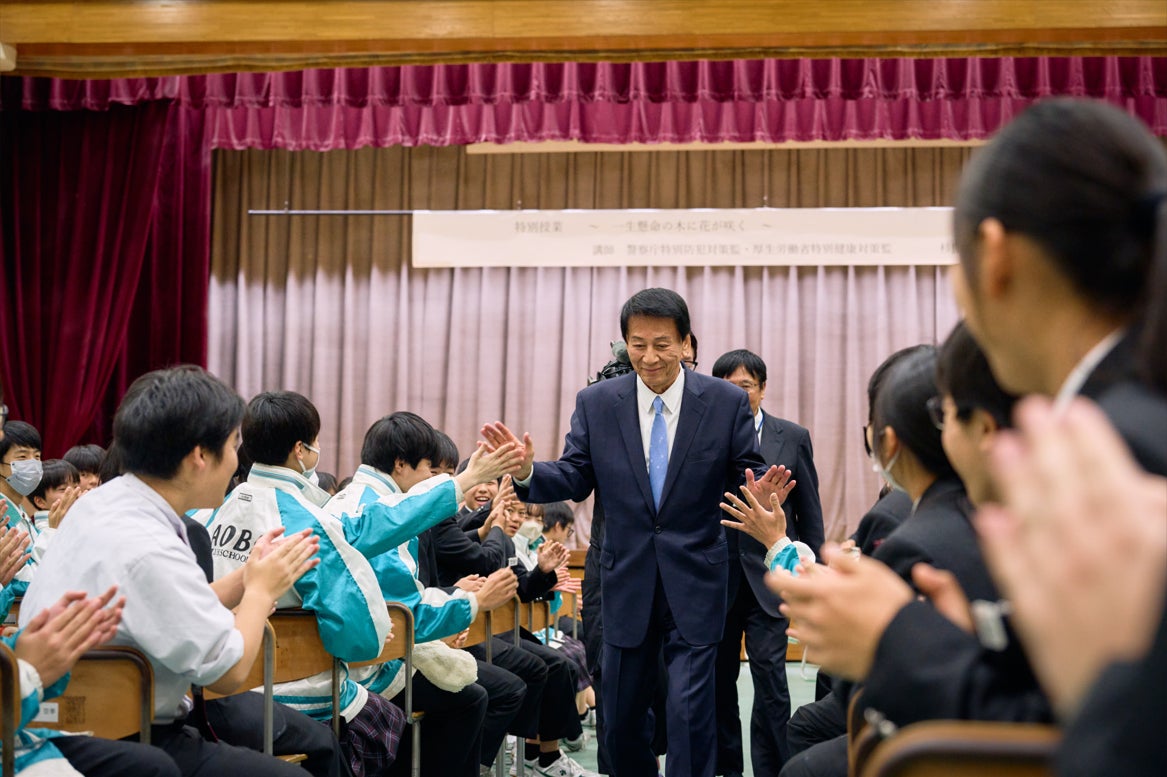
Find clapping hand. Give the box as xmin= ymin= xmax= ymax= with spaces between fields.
xmin=537 ymin=539 xmax=569 ymax=573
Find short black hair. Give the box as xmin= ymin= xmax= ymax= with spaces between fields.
xmin=433 ymin=431 xmax=460 ymax=471
xmin=867 ymin=345 xmax=932 ymax=426
xmin=872 ymin=346 xmax=956 ymax=479
xmin=688 ymin=332 xmax=699 ymax=361
xmin=620 ymin=288 xmax=691 ymax=342
xmin=0 ymin=421 xmax=42 ymax=461
xmin=99 ymin=441 xmax=125 ymax=484
xmin=360 ymin=411 xmax=438 ymax=474
xmin=711 ymin=349 xmax=768 ymax=385
xmin=314 ymin=471 xmax=338 ymax=495
xmin=541 ymin=502 xmax=575 ymax=533
xmin=114 ymin=366 xmax=245 ymax=479
xmin=936 ymin=321 xmax=1019 ymax=429
xmin=63 ymin=444 xmax=106 ymax=475
xmin=242 ymin=391 xmax=321 ymax=467
xmin=30 ymin=459 xmax=79 ymax=508
xmin=955 ymin=98 xmax=1167 ymax=319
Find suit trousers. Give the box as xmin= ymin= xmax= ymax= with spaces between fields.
xmin=715 ymin=577 xmax=792 ymax=776
xmin=603 ymin=575 xmax=717 ymax=777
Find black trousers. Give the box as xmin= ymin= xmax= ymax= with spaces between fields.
xmin=143 ymin=720 xmax=307 ymax=776
xmin=777 ymin=735 xmax=847 ymax=777
xmin=53 ymin=736 xmax=180 ymax=777
xmin=474 ymin=659 xmax=528 ymax=766
xmin=204 ymin=693 xmax=351 ymax=777
xmin=386 ymin=673 xmax=488 ymax=777
xmin=786 ymin=690 xmax=846 ymax=758
xmin=715 ymin=578 xmax=792 ymax=776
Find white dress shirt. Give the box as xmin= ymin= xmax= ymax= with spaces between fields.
xmin=1053 ymin=328 xmax=1125 ymax=411
xmin=636 ymin=369 xmax=686 ymax=467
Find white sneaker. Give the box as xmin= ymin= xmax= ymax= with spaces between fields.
xmin=581 ymin=708 xmax=596 ymax=728
xmin=508 ymin=755 xmax=537 ymax=776
xmin=533 ymin=754 xmax=600 ymax=777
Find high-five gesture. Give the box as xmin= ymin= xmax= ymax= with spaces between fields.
xmin=454 ymin=440 xmax=525 ymax=493
xmin=744 ymin=465 xmax=796 ymax=507
xmin=480 ymin=422 xmax=535 ymax=481
xmin=720 ymin=484 xmax=789 ymax=549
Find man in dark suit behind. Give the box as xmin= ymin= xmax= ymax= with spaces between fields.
xmin=484 ymin=289 xmax=782 ymax=777
xmin=710 ymin=349 xmax=825 ymax=777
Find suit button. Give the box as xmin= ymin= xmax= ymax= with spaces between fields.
xmin=654 ymin=525 xmax=662 ymax=534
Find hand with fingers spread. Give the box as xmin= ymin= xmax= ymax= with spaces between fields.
xmin=0 ymin=526 xmax=31 ymax=585
xmin=720 ymin=484 xmax=788 ymax=549
xmin=475 ymin=567 xmax=518 ymax=611
xmin=243 ymin=527 xmax=320 ymax=601
xmin=480 ymin=422 xmax=536 ymax=481
xmin=46 ymin=485 xmax=82 ymax=530
xmin=15 ymin=586 xmax=124 ymax=686
xmin=552 ymin=566 xmax=581 ymax=594
xmin=455 ymin=440 xmax=526 ymax=494
xmin=745 ymin=465 xmax=796 ymax=507
xmin=492 ymin=474 xmax=517 ymax=511
xmin=768 ymin=543 xmax=913 ymax=681
xmin=976 ymin=396 xmax=1167 ymax=718
xmin=537 ymin=539 xmax=569 ymax=573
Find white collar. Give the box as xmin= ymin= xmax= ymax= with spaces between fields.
xmin=248 ymin=463 xmax=332 ymax=508
xmin=754 ymin=408 xmax=764 ymax=430
xmin=121 ymin=473 xmax=190 ymax=544
xmin=352 ymin=464 xmax=402 ymax=496
xmin=636 ymin=368 xmax=686 ymax=416
xmin=1053 ymin=328 xmax=1125 ymax=411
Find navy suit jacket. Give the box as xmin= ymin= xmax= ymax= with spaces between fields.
xmin=517 ymin=370 xmax=766 ymax=648
xmin=727 ymin=411 xmax=826 ymax=619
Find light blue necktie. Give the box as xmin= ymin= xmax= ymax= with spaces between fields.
xmin=649 ymin=395 xmax=668 ymax=509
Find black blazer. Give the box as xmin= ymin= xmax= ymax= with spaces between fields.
xmin=849 ymin=489 xmax=912 ymax=557
xmin=726 ymin=411 xmax=825 ymax=619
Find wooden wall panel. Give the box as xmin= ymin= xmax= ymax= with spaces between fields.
xmin=1 ymin=0 xmax=1164 ymax=78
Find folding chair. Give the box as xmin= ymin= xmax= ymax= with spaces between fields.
xmin=858 ymin=720 xmax=1060 ymax=777
xmin=349 ymin=602 xmax=420 ymax=777
xmin=268 ymin=609 xmax=344 ymax=739
xmin=1 ymin=641 xmax=18 ymax=777
xmin=200 ymin=621 xmax=281 ymax=756
xmin=36 ymin=646 xmax=154 ymax=742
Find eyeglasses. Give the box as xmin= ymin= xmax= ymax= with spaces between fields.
xmin=861 ymin=424 xmax=873 ymax=457
xmin=926 ymin=396 xmax=946 ymax=430
xmin=732 ymin=381 xmax=759 ymax=392
xmin=566 ymin=527 xmax=575 ymax=538
xmin=682 ymin=360 xmax=699 ymax=371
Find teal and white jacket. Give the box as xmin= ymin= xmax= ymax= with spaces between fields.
xmin=325 ymin=465 xmax=476 ymax=699
xmin=1 ymin=493 xmax=38 ymax=598
xmin=0 ymin=629 xmax=81 ymax=775
xmin=764 ymin=537 xmax=816 ymax=575
xmin=205 ymin=463 xmax=463 ymax=721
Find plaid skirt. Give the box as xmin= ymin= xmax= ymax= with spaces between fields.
xmin=344 ymin=692 xmax=407 ymax=777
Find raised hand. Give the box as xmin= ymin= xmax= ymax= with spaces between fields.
xmin=977 ymin=396 xmax=1167 ymax=718
xmin=480 ymin=422 xmax=536 ymax=480
xmin=475 ymin=567 xmax=518 ymax=611
xmin=537 ymin=539 xmax=569 ymax=573
xmin=745 ymin=465 xmax=796 ymax=507
xmin=243 ymin=528 xmax=320 ymax=601
xmin=46 ymin=485 xmax=82 ymax=529
xmin=454 ymin=574 xmax=485 ymax=592
xmin=0 ymin=527 xmax=31 ymax=585
xmin=457 ymin=441 xmax=525 ymax=492
xmin=552 ymin=567 xmax=581 ymax=594
xmin=15 ymin=587 xmax=124 ymax=686
xmin=720 ymin=485 xmax=787 ymax=548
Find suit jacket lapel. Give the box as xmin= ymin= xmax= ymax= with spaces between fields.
xmin=760 ymin=412 xmax=786 ymax=465
xmin=614 ymin=385 xmax=657 ymax=513
xmin=660 ymin=376 xmax=707 ymax=512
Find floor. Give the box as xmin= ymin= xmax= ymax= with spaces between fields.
xmin=567 ymin=661 xmax=820 ymax=777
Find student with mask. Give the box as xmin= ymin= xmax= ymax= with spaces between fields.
xmin=1 ymin=421 xmax=43 ymax=535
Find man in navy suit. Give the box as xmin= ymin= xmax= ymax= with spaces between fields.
xmin=484 ymin=289 xmax=781 ymax=777
xmin=711 ymin=349 xmax=824 ymax=777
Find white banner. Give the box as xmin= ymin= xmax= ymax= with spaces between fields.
xmin=411 ymin=208 xmax=957 ymax=268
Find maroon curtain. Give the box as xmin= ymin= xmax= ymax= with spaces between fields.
xmin=4 ymin=57 xmax=1164 ymax=148
xmin=0 ymin=103 xmax=172 ymax=455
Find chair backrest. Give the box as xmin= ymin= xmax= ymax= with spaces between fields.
xmin=521 ymin=600 xmax=553 ymax=634
xmin=38 ymin=647 xmax=154 ymax=743
xmin=567 ymin=549 xmax=587 ymax=580
xmin=487 ymin=598 xmax=519 ymax=637
xmin=859 ymin=720 xmax=1060 ymax=777
xmin=269 ymin=609 xmax=337 ymax=683
xmin=349 ymin=602 xmax=413 ymax=668
xmin=203 ymin=621 xmax=276 ymax=700
xmin=1 ymin=641 xmax=19 ymax=777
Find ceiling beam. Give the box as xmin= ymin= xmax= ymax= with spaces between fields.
xmin=1 ymin=0 xmax=1164 ymax=78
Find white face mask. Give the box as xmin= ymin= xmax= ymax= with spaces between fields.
xmin=870 ymin=447 xmax=905 ymax=494
xmin=5 ymin=458 xmax=43 ymax=497
xmin=300 ymin=442 xmax=320 ymax=480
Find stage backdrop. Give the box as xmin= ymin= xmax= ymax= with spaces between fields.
xmin=208 ymin=144 xmax=964 ymax=543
